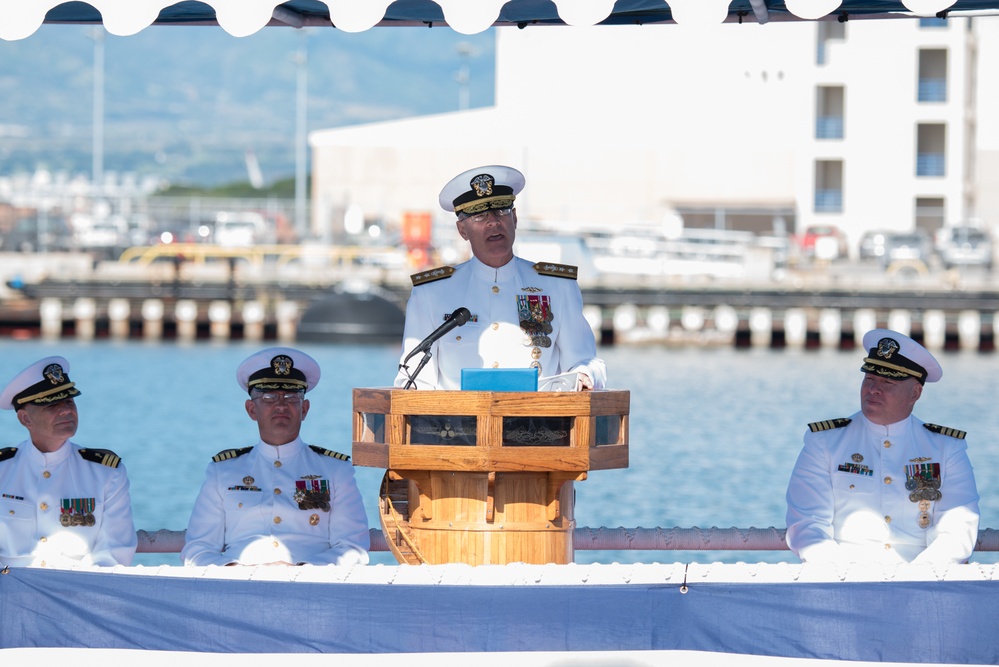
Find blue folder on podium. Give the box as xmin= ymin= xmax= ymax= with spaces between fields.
xmin=460 ymin=368 xmax=538 ymax=392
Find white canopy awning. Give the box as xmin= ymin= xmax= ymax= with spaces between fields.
xmin=6 ymin=0 xmax=999 ymax=41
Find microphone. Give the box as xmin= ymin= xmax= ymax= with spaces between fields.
xmin=403 ymin=307 xmax=471 ymax=364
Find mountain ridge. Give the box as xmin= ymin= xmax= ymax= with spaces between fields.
xmin=0 ymin=25 xmax=496 ymax=187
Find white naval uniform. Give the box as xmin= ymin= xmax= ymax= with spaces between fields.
xmin=394 ymin=256 xmax=606 ymax=390
xmin=785 ymin=412 xmax=980 ymax=564
xmin=181 ymin=437 xmax=370 ymax=566
xmin=0 ymin=440 xmax=136 ymax=568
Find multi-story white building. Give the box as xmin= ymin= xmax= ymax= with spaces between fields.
xmin=310 ymin=17 xmax=999 ymax=258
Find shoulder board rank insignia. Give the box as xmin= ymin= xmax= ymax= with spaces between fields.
xmin=533 ymin=262 xmax=578 ymax=280
xmin=78 ymin=448 xmax=122 ymax=468
xmin=0 ymin=447 xmax=17 ymax=462
xmin=310 ymin=445 xmax=350 ymax=461
xmin=924 ymin=423 xmax=967 ymax=439
xmin=411 ymin=266 xmax=455 ymax=286
xmin=808 ymin=418 xmax=852 ymax=433
xmin=212 ymin=446 xmax=254 ymax=463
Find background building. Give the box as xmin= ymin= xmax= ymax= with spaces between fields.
xmin=311 ymin=17 xmax=999 ymax=262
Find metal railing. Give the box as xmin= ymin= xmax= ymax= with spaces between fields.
xmin=136 ymin=526 xmax=999 ymax=555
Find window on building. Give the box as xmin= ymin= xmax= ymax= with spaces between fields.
xmin=814 ymin=160 xmax=844 ymax=213
xmin=915 ymin=197 xmax=945 ymax=234
xmin=816 ymin=86 xmax=845 ymax=139
xmin=916 ymin=124 xmax=946 ymax=177
xmin=918 ymin=49 xmax=948 ymax=102
xmin=816 ymin=21 xmax=846 ymax=66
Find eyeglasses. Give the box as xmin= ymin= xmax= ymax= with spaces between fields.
xmin=460 ymin=207 xmax=513 ymax=224
xmin=252 ymin=392 xmax=304 ymax=405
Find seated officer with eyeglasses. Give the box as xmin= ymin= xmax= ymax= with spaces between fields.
xmin=394 ymin=165 xmax=606 ymax=391
xmin=181 ymin=347 xmax=369 ymax=566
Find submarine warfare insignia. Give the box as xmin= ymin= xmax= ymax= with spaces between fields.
xmin=60 ymin=497 xmax=96 ymax=527
xmin=294 ymin=478 xmax=331 ymax=512
xmin=905 ymin=462 xmax=942 ymax=504
xmin=518 ymin=294 xmax=553 ymax=348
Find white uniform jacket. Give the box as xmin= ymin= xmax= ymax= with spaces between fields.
xmin=785 ymin=412 xmax=980 ymax=564
xmin=182 ymin=437 xmax=370 ymax=566
xmin=0 ymin=440 xmax=136 ymax=568
xmin=394 ymin=256 xmax=606 ymax=390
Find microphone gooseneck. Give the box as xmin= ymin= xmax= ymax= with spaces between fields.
xmin=400 ymin=307 xmax=472 ymax=388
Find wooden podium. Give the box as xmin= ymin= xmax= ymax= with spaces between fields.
xmin=352 ymin=388 xmax=630 ymax=566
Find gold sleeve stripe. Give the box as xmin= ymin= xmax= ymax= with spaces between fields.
xmin=807 ymin=418 xmax=852 ymax=433
xmin=79 ymin=449 xmax=122 ymax=468
xmin=310 ymin=445 xmax=350 ymax=461
xmin=212 ymin=447 xmax=253 ymax=462
xmin=924 ymin=423 xmax=967 ymax=439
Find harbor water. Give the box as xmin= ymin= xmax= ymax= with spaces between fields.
xmin=2 ymin=338 xmax=998 ymax=566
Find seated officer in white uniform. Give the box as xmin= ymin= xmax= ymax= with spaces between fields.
xmin=394 ymin=165 xmax=606 ymax=391
xmin=0 ymin=356 xmax=136 ymax=568
xmin=182 ymin=348 xmax=369 ymax=566
xmin=786 ymin=329 xmax=980 ymax=564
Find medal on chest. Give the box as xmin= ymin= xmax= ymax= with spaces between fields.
xmin=294 ymin=477 xmax=331 ymax=512
xmin=518 ymin=294 xmax=553 ymax=348
xmin=60 ymin=497 xmax=96 ymax=527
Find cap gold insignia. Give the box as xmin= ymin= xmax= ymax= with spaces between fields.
xmin=272 ymin=355 xmax=293 ymax=376
xmin=44 ymin=363 xmax=65 ymax=385
xmin=852 ymin=453 xmax=864 ymax=463
xmin=470 ymin=174 xmax=494 ymax=197
xmin=243 ymin=476 xmax=254 ymax=485
xmin=877 ymin=337 xmax=899 ymax=360
xmin=309 ymin=514 xmax=320 ymax=526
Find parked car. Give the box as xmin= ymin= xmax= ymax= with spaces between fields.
xmin=878 ymin=231 xmax=933 ymax=269
xmin=936 ymin=225 xmax=993 ymax=270
xmin=797 ymin=224 xmax=849 ymax=261
xmin=858 ymin=230 xmax=890 ymax=261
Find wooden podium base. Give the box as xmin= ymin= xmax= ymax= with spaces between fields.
xmin=353 ymin=388 xmax=629 ymax=566
xmin=379 ymin=470 xmax=581 ymax=565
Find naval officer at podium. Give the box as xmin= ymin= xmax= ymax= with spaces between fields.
xmin=395 ymin=165 xmax=606 ymax=391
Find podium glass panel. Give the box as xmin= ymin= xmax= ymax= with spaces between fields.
xmin=408 ymin=415 xmax=477 ymax=445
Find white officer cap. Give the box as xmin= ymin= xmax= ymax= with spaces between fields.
xmin=861 ymin=329 xmax=942 ymax=385
xmin=237 ymin=347 xmax=320 ymax=395
xmin=438 ymin=165 xmax=525 ymax=215
xmin=0 ymin=356 xmax=81 ymax=410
